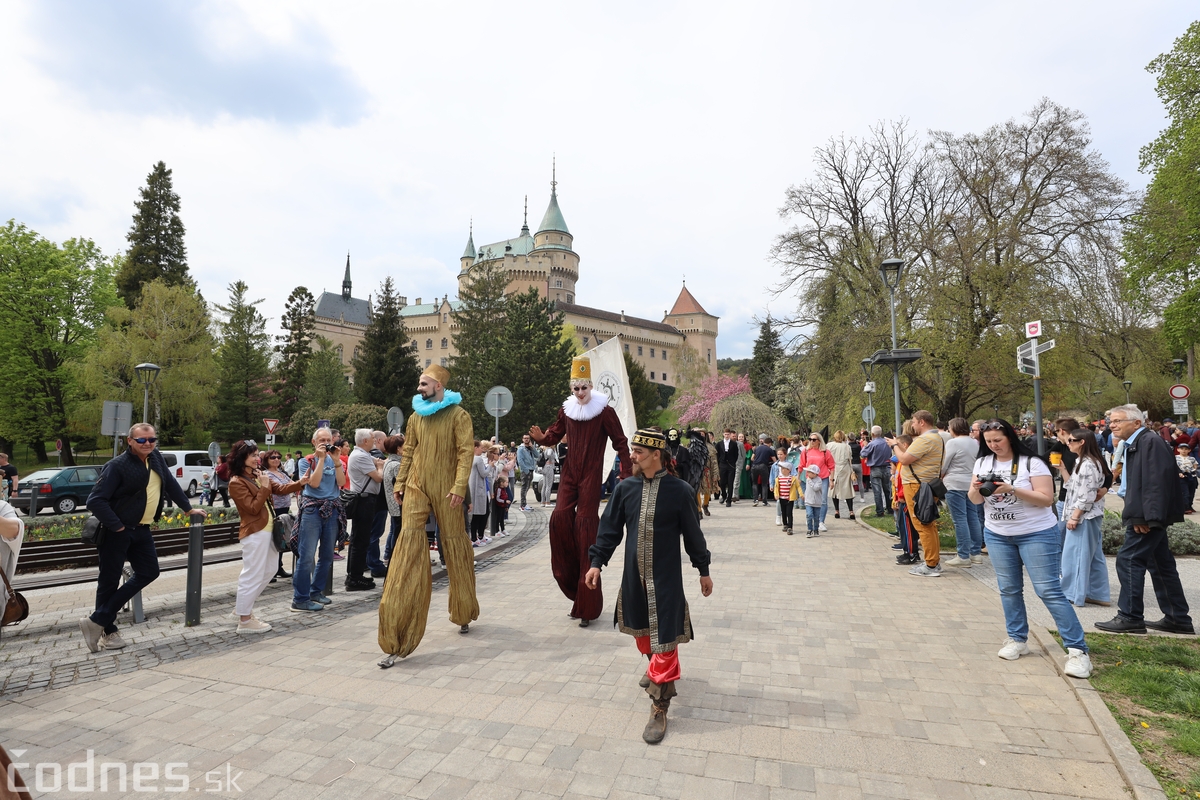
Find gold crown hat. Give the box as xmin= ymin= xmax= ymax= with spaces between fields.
xmin=631 ymin=428 xmax=668 ymax=451
xmin=423 ymin=364 xmax=451 ymax=387
xmin=570 ymin=356 xmax=592 ymax=382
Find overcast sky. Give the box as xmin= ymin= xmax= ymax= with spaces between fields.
xmin=0 ymin=2 xmax=1194 ymax=358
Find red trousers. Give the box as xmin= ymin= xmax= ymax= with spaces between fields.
xmin=636 ymin=636 xmax=682 ymax=684
xmin=549 ymin=473 xmax=604 ymax=620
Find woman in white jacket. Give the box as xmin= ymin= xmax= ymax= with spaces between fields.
xmin=1060 ymin=429 xmax=1111 ymax=608
xmin=1 ymin=498 xmax=25 ymax=613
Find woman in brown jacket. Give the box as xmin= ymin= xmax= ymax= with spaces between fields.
xmin=228 ymin=439 xmax=304 ymax=633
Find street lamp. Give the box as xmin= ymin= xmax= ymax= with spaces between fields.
xmin=860 ymin=358 xmax=876 ymax=429
xmin=879 ymin=258 xmax=905 ymax=434
xmin=1122 ymin=380 xmax=1132 ymax=405
xmin=135 ymin=362 xmax=161 ymax=424
xmin=1172 ymin=359 xmax=1186 ymax=380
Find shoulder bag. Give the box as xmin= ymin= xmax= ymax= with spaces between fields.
xmin=272 ymin=513 xmax=291 ymax=553
xmin=81 ymin=515 xmax=106 ymax=548
xmin=1 ymin=566 xmax=29 ymax=630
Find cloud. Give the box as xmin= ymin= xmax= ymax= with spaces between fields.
xmin=24 ymin=0 xmax=366 ymax=124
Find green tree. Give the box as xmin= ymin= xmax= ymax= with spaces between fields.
xmin=77 ymin=280 xmax=216 ymax=445
xmin=212 ymin=281 xmax=271 ymax=442
xmin=352 ymin=276 xmax=421 ymax=408
xmin=749 ymin=320 xmax=783 ymax=404
xmin=625 ymin=352 xmax=660 ymax=427
xmin=116 ymin=161 xmax=191 ymax=308
xmin=298 ymin=338 xmax=353 ymax=411
xmin=450 ymin=262 xmax=510 ymax=428
xmin=273 ymin=286 xmax=316 ymax=422
xmin=1124 ymin=21 xmax=1200 ymax=376
xmin=0 ymin=223 xmax=118 ymax=464
xmin=499 ymin=288 xmax=575 ymax=441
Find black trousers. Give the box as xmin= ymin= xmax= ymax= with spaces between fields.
xmin=752 ymin=465 xmax=771 ymax=502
xmin=1116 ymin=525 xmax=1193 ymax=625
xmin=719 ymin=464 xmax=736 ymax=504
xmin=347 ymin=495 xmax=376 ymax=580
xmin=470 ymin=508 xmax=489 ymax=542
xmin=91 ymin=524 xmax=159 ymax=632
xmin=779 ymin=499 xmax=794 ymax=528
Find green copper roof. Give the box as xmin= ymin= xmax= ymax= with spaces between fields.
xmin=461 ymin=229 xmax=476 ymax=260
xmin=536 ymin=189 xmax=569 ymax=235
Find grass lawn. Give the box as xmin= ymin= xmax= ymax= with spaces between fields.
xmin=1080 ymin=632 xmax=1200 ymax=796
xmin=859 ymin=506 xmax=959 ymax=552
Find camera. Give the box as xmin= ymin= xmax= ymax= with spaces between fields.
xmin=977 ymin=472 xmax=1006 ymax=497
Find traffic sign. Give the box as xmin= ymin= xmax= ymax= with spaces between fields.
xmin=1035 ymin=338 xmax=1056 ymax=354
xmin=264 ymin=434 xmax=276 ymax=445
xmin=101 ymin=400 xmax=134 ymax=437
xmin=1173 ymin=398 xmax=1190 ymax=415
xmin=55 ymin=439 xmax=63 ymax=453
xmin=1025 ymin=320 xmax=1042 ymax=338
xmin=207 ymin=442 xmax=221 ymax=464
xmin=263 ymin=418 xmax=280 ymax=434
xmin=1169 ymin=384 xmax=1191 ymax=400
xmin=387 ymin=406 xmax=405 ymax=434
xmin=484 ymin=386 xmax=514 ymax=418
xmin=862 ymin=405 xmax=876 ymax=425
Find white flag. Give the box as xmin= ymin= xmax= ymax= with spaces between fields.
xmin=584 ymin=336 xmax=636 ymax=483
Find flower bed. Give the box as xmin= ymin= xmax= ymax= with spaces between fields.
xmin=23 ymin=506 xmax=240 ymax=542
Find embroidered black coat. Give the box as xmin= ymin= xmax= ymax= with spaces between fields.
xmin=589 ymin=470 xmax=711 ymax=653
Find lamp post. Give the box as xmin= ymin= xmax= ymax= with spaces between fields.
xmin=1122 ymin=380 xmax=1132 ymax=405
xmin=880 ymin=258 xmax=905 ymax=434
xmin=135 ymin=363 xmax=161 ymax=424
xmin=1173 ymin=359 xmax=1186 ymax=381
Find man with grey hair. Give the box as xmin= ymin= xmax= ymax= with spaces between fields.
xmin=860 ymin=425 xmax=893 ymax=517
xmin=346 ymin=428 xmax=386 ymax=590
xmin=1096 ymin=405 xmax=1193 ymax=635
xmin=367 ymin=430 xmax=391 ymax=577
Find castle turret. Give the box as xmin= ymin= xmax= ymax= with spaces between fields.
xmin=531 ymin=159 xmax=579 ymax=304
xmin=460 ymin=221 xmax=476 ymax=273
xmin=341 ymin=252 xmax=352 ymax=301
xmin=664 ymin=282 xmax=719 ymax=376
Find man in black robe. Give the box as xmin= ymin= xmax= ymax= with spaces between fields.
xmin=586 ymin=428 xmax=713 ymax=744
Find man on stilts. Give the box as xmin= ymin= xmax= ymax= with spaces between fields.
xmin=378 ymin=365 xmax=478 ymax=667
xmin=586 ymin=428 xmax=713 ymax=744
xmin=530 ymin=356 xmax=631 ymax=627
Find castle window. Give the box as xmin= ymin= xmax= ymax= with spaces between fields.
xmin=690 ymin=319 xmax=694 ymax=325
xmin=425 ymin=359 xmax=431 ymax=367
xmin=624 ymin=343 xmax=629 ymax=353
xmin=637 ymin=346 xmax=643 ymax=356
xmin=353 ymin=347 xmax=360 ymax=361
xmin=650 ymin=348 xmax=655 ymax=358
xmin=443 ymin=313 xmax=448 ymax=323
xmin=663 ymin=373 xmax=668 ymax=381
xmin=650 ymin=372 xmax=656 ymax=380
xmin=582 ymin=337 xmax=589 ymax=346
xmin=440 ymin=358 xmax=448 ymax=367
xmin=555 ymin=280 xmax=563 ymax=288
xmin=566 ymin=294 xmax=573 ymax=303
xmin=707 ymin=349 xmax=712 ymax=364
xmin=336 ymin=345 xmax=344 ymax=363
xmin=426 ymin=339 xmax=433 ymax=349
xmin=441 ymin=338 xmax=448 ymax=349
xmin=663 ymin=350 xmax=667 ymax=360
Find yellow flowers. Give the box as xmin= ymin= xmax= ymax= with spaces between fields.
xmin=1141 ymin=721 xmax=1150 ymax=729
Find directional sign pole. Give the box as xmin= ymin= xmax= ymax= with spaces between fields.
xmin=1033 ymin=375 xmax=1045 ymax=457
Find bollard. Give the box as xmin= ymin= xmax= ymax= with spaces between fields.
xmin=326 ymin=559 xmax=335 ymax=596
xmin=185 ymin=519 xmax=204 ymax=626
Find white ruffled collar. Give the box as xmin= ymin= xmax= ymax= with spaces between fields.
xmin=562 ymin=390 xmax=609 ymax=422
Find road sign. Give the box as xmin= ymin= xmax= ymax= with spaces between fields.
xmin=862 ymin=405 xmax=876 ymax=425
xmin=1173 ymin=398 xmax=1190 ymax=415
xmin=1035 ymin=338 xmax=1056 ymax=354
xmin=1169 ymin=384 xmax=1191 ymax=400
xmin=264 ymin=434 xmax=276 ymax=445
xmin=263 ymin=418 xmax=280 ymax=434
xmin=207 ymin=442 xmax=221 ymax=465
xmin=100 ymin=400 xmax=133 ymax=437
xmin=387 ymin=406 xmax=405 ymax=434
xmin=317 ymin=419 xmax=330 ymax=429
xmin=1018 ymin=349 xmax=1039 ymax=376
xmin=55 ymin=439 xmax=63 ymax=453
xmin=1025 ymin=320 xmax=1042 ymax=338
xmin=484 ymin=386 xmax=514 ymax=418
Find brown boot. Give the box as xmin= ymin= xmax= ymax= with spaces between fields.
xmin=639 ymin=671 xmax=651 ymax=688
xmin=643 ymin=699 xmax=669 ymax=744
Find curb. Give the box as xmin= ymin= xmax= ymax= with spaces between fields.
xmin=428 ymin=506 xmax=541 ymax=584
xmin=1026 ymin=627 xmax=1167 ymax=800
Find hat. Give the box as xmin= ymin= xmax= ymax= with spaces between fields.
xmin=1164 ymin=418 xmax=1175 ymax=424
xmin=805 ymin=464 xmax=821 ymax=476
xmin=571 ymin=356 xmax=591 ymax=382
xmin=631 ymin=428 xmax=668 ymax=451
xmin=422 ymin=364 xmax=451 ymax=387
xmin=779 ymin=461 xmax=792 ymax=471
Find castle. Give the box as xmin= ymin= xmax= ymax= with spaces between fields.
xmin=314 ymin=169 xmax=719 ymax=391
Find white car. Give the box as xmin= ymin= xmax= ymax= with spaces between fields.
xmin=158 ymin=450 xmax=215 ymax=498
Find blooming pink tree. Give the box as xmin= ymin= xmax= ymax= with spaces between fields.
xmin=674 ymin=374 xmax=752 ymax=426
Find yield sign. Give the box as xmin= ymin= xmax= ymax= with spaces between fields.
xmin=263 ymin=418 xmax=280 ymax=434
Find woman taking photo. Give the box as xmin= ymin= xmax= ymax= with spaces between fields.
xmin=1061 ymin=429 xmax=1111 ymax=607
xmin=969 ymin=419 xmax=1091 ymax=678
xmin=827 ymin=431 xmax=856 ymax=520
xmin=228 ymin=440 xmax=304 ymax=633
xmin=263 ymin=450 xmax=294 ymax=582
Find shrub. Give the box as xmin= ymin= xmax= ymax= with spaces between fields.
xmin=709 ymin=394 xmax=789 ymax=438
xmin=286 ymin=402 xmax=388 ymax=442
xmin=1101 ymin=511 xmax=1200 ymax=555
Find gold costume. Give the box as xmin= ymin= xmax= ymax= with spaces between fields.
xmin=378 ymin=399 xmax=477 ymax=658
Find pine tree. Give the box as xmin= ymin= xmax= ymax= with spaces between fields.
xmin=450 ymin=262 xmax=510 ymax=428
xmin=499 ymin=288 xmax=575 ymax=440
xmin=117 ymin=161 xmax=191 ymax=308
xmin=352 ymin=277 xmax=422 ymax=408
xmin=749 ymin=319 xmax=784 ymax=404
xmin=299 ymin=338 xmax=353 ymax=411
xmin=274 ymin=286 xmax=316 ymax=422
xmin=213 ymin=281 xmax=272 ymax=442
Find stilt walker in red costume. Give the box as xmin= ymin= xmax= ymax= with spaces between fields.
xmin=530 ymin=356 xmax=631 ymax=626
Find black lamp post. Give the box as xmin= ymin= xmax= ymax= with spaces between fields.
xmin=135 ymin=362 xmax=161 ymax=424
xmin=880 ymin=258 xmax=904 ymax=434
xmin=1172 ymin=359 xmax=1186 ymax=381
xmin=1122 ymin=380 xmax=1132 ymax=405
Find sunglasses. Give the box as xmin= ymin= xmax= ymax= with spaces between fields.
xmin=980 ymin=422 xmax=1006 ymax=431
xmin=244 ymin=440 xmax=257 ymax=448
xmin=131 ymin=437 xmax=158 ymax=444
xmin=1068 ymin=437 xmax=1087 ymax=443
xmin=268 ymin=455 xmax=281 ymax=460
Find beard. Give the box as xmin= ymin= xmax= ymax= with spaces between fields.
xmin=418 ymin=387 xmax=435 ymax=399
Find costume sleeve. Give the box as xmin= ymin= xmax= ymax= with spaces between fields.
xmin=452 ymin=409 xmax=475 ymax=498
xmin=678 ymin=482 xmax=711 ymax=577
xmin=396 ymin=418 xmax=418 ymax=492
xmin=601 ymin=407 xmax=633 ymax=480
xmin=589 ymin=482 xmax=628 ymax=569
xmin=539 ymin=408 xmax=568 ymax=447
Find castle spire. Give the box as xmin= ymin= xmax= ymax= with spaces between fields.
xmin=520 ymin=195 xmax=530 ymax=237
xmin=536 ymin=158 xmax=569 ymax=235
xmin=342 ymin=252 xmax=352 ymax=300
xmin=461 ymin=218 xmax=476 ymax=260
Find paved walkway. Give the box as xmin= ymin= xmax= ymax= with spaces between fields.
xmin=3 ymin=501 xmax=1139 ymax=798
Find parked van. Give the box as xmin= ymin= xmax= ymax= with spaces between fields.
xmin=158 ymin=450 xmax=214 ymax=498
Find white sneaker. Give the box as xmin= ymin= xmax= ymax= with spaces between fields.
xmin=943 ymin=556 xmax=973 ymax=568
xmin=818 ymin=523 xmax=828 ymax=532
xmin=1064 ymin=648 xmax=1093 ymax=678
xmin=908 ymin=563 xmax=942 ymax=577
xmin=971 ymin=554 xmax=984 ymax=564
xmin=997 ymin=638 xmax=1030 ymax=660
xmin=237 ymin=617 xmax=272 ymax=634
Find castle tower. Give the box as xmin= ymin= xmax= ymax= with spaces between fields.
xmin=459 ymin=221 xmax=476 ymax=273
xmin=663 ymin=282 xmax=719 ymax=376
xmin=531 ymin=159 xmax=580 ymax=304
xmin=341 ymin=252 xmax=352 ymax=301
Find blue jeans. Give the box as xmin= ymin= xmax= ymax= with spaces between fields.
xmin=1060 ymin=516 xmax=1109 ymax=606
xmin=294 ymin=506 xmax=337 ymax=604
xmin=869 ymin=466 xmax=892 ymax=515
xmin=985 ymin=525 xmax=1087 ymax=652
xmin=383 ymin=514 xmax=401 ymax=563
xmin=945 ymin=490 xmax=983 ymax=559
xmin=820 ymin=477 xmax=830 ymax=523
xmin=806 ymin=503 xmax=820 ymax=533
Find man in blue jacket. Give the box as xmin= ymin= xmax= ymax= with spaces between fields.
xmin=516 ymin=433 xmax=540 ymax=510
xmin=81 ymin=424 xmax=206 ymax=652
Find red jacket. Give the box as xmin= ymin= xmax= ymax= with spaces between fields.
xmin=798 ymin=447 xmax=835 ymax=479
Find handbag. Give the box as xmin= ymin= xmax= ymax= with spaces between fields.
xmin=81 ymin=515 xmax=106 ymax=548
xmin=1 ymin=566 xmax=29 ymax=629
xmin=340 ymin=488 xmax=362 ymax=517
xmin=272 ymin=513 xmax=291 ymax=552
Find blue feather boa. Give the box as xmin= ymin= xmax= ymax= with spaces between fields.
xmin=412 ymin=389 xmax=462 ymax=417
